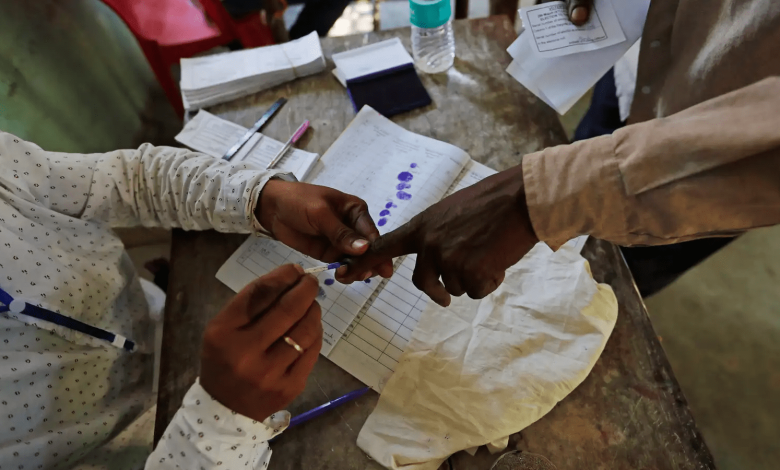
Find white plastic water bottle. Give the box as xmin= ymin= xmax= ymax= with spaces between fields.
xmin=410 ymin=0 xmax=455 ymax=74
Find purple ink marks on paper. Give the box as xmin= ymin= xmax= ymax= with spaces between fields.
xmin=396 ymin=182 xmax=411 ymax=190
xmin=380 ymin=209 xmax=390 ymax=216
xmin=410 ymin=163 xmax=418 ymax=168
xmin=324 ymin=278 xmax=335 ymax=286
xmin=397 ymin=171 xmax=414 ymax=182
xmin=378 ymin=218 xmax=387 ymax=226
xmin=385 ymin=202 xmax=394 ymax=209
xmin=317 ymin=287 xmax=327 ymax=299
xmin=364 ymin=279 xmax=372 ymax=284
xmin=396 ymin=191 xmax=412 ymax=200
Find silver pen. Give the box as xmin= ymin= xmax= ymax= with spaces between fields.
xmin=222 ymin=98 xmax=286 ymax=161
xmin=267 ymin=120 xmax=310 ymax=169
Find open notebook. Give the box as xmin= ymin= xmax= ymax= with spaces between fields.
xmin=216 ymin=106 xmax=585 ymax=389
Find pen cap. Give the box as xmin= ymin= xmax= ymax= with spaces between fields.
xmin=292 ymin=120 xmax=310 ymax=143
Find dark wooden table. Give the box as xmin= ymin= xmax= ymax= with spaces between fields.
xmin=155 ymin=17 xmax=716 ymax=470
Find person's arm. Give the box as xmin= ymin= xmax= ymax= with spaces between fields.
xmin=146 ymin=264 xmax=321 ymax=470
xmin=42 ymin=141 xmax=282 ymax=233
xmin=524 ymin=76 xmax=780 ymax=249
xmin=0 ymin=133 xmax=393 ymax=268
xmin=0 ymin=132 xmax=281 ymax=232
xmin=339 ymin=77 xmax=780 ymax=305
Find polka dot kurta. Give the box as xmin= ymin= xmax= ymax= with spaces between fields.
xmin=0 ymin=131 xmax=290 ymax=469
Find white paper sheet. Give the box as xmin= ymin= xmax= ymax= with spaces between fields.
xmin=614 ymin=38 xmax=641 ymax=121
xmin=331 ymin=38 xmax=414 ymax=88
xmin=519 ymin=0 xmax=625 ymax=59
xmin=215 ymin=106 xmax=471 ymax=356
xmin=506 ymin=0 xmax=650 ymax=114
xmin=174 ymin=110 xmax=320 ymax=181
xmin=280 ymin=31 xmax=327 ymax=71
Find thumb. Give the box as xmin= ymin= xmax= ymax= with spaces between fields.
xmin=317 ymin=210 xmax=371 ymax=256
xmin=317 ymin=196 xmax=380 ymax=256
xmin=338 ymin=221 xmax=418 ymax=282
xmin=567 ymin=0 xmax=593 ymax=25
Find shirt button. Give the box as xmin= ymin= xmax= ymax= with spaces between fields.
xmin=650 ymin=40 xmax=661 ymax=48
xmin=641 ymin=86 xmax=652 ymax=94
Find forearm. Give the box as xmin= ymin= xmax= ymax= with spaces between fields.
xmin=80 ymin=144 xmax=286 ymax=232
xmin=523 ymin=76 xmax=780 ymax=248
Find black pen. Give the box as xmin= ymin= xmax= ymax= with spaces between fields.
xmin=222 ymin=97 xmax=287 ymax=161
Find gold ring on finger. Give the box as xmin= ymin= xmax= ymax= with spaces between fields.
xmin=284 ymin=336 xmax=305 ymax=354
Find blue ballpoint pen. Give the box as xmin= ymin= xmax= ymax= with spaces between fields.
xmin=288 ymin=386 xmax=372 ymax=430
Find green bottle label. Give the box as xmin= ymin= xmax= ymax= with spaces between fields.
xmin=410 ymin=0 xmax=451 ymax=29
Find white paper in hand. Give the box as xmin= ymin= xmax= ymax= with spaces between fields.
xmin=506 ymin=0 xmax=650 ymax=114
xmin=520 ymin=0 xmax=625 ymax=58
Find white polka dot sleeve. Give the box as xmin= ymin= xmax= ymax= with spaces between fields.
xmin=5 ymin=131 xmax=286 ymax=233
xmin=147 ymin=379 xmax=289 ymax=470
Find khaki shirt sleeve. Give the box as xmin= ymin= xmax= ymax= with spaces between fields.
xmin=523 ymin=77 xmax=780 ymax=249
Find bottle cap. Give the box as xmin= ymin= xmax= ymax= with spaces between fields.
xmin=410 ymin=0 xmax=451 ymax=29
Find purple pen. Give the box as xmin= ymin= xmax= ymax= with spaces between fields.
xmin=266 ymin=120 xmax=310 ymax=169
xmin=288 ymin=386 xmax=372 ymax=429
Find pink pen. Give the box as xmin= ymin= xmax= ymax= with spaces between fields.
xmin=266 ymin=120 xmax=310 ymax=169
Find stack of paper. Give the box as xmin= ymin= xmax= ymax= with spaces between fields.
xmin=175 ymin=110 xmax=320 ymax=181
xmin=180 ymin=32 xmax=326 ymax=109
xmin=331 ymin=38 xmax=414 ymax=88
xmin=505 ymin=0 xmax=650 ymax=114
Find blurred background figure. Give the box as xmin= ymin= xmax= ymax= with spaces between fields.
xmin=222 ymin=0 xmax=353 ymax=39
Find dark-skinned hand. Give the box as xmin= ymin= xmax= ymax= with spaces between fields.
xmin=200 ymin=264 xmax=321 ymax=422
xmin=256 ymin=180 xmax=394 ymax=278
xmin=336 ymin=164 xmax=539 ymax=307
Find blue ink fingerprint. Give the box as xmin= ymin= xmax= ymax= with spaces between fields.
xmin=396 ymin=182 xmax=411 ymax=190
xmin=396 ymin=191 xmax=412 ymax=200
xmin=410 ymin=163 xmax=418 ymax=168
xmin=378 ymin=218 xmax=387 ymax=226
xmin=318 ymin=287 xmax=327 ymax=299
xmin=380 ymin=209 xmax=390 ymax=216
xmin=397 ymin=171 xmax=414 ymax=182
xmin=385 ymin=202 xmax=394 ymax=209
xmin=324 ymin=279 xmax=335 ymax=286
xmin=364 ymin=279 xmax=371 ymax=284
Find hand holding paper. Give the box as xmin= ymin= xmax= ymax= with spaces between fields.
xmin=525 ymin=0 xmax=624 ymax=58
xmin=506 ymin=0 xmax=650 ymax=114
xmin=560 ymin=0 xmax=594 ymax=26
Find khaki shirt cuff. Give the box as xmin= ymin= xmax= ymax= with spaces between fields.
xmin=522 ymin=134 xmax=627 ymax=250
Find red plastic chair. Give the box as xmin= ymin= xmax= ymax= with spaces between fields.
xmin=101 ymin=0 xmax=276 ymax=118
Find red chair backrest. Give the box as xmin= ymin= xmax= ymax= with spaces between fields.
xmin=100 ymin=0 xmax=228 ymax=43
